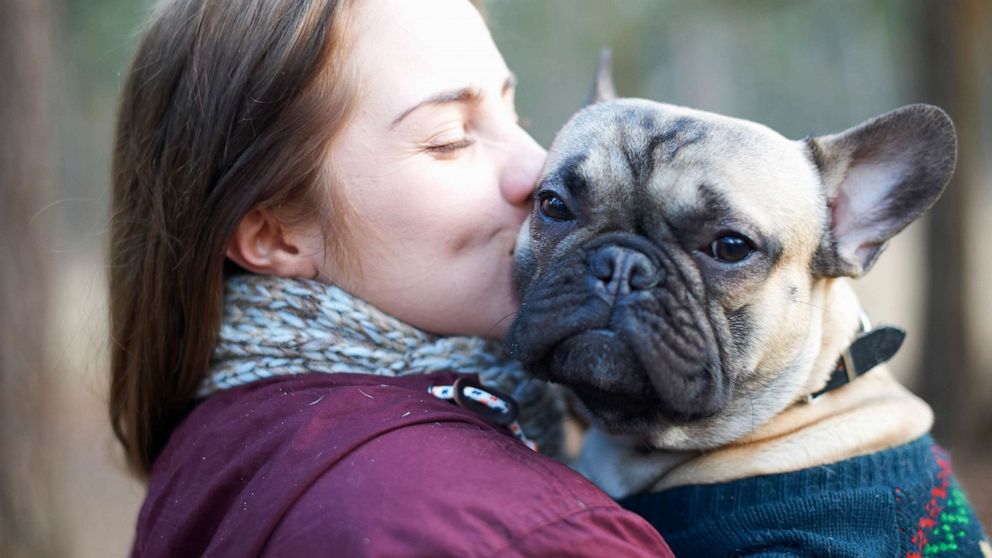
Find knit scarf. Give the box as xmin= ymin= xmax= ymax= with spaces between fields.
xmin=200 ymin=274 xmax=563 ymax=456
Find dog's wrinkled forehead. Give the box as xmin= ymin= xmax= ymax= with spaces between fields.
xmin=542 ymin=98 xmax=823 ymax=234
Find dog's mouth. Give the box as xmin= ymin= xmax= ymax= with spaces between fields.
xmin=535 ymin=327 xmax=709 ymax=429
xmin=534 ymin=329 xmax=663 ymax=429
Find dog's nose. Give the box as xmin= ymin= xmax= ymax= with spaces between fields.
xmin=588 ymin=245 xmax=660 ymax=295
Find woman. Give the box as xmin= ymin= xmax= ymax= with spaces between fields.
xmin=110 ymin=0 xmax=674 ymax=555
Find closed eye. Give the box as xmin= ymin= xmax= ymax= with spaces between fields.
xmin=425 ymin=138 xmax=475 ymax=153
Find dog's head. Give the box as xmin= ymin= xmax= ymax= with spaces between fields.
xmin=505 ymin=65 xmax=956 ymax=449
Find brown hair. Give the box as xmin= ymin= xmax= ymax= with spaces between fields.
xmin=109 ymin=0 xmax=356 ymax=475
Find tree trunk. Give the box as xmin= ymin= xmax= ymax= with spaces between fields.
xmin=0 ymin=0 xmax=60 ymax=556
xmin=918 ymin=0 xmax=988 ymax=447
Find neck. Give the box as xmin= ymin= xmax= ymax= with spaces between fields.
xmin=203 ymin=274 xmax=519 ymax=394
xmin=578 ymin=278 xmax=933 ymax=498
xmin=655 ymin=366 xmax=933 ymax=490
xmin=582 ymin=366 xmax=933 ymax=499
xmin=202 ymin=274 xmax=565 ymax=456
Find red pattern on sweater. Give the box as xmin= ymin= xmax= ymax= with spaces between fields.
xmin=906 ymin=445 xmax=952 ymax=558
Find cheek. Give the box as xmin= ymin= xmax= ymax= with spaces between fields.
xmin=332 ymin=145 xmax=519 ymax=292
xmin=738 ymin=272 xmax=815 ymax=370
xmin=420 ymin=186 xmax=516 ymax=257
xmin=420 ymin=198 xmax=501 ymax=256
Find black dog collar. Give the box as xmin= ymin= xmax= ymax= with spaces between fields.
xmin=806 ymin=312 xmax=906 ymax=402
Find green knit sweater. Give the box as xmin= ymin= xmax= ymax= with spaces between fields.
xmin=621 ymin=435 xmax=989 ymax=557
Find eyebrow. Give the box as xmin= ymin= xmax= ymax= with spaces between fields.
xmin=390 ymin=74 xmax=518 ymax=129
xmin=545 ymin=154 xmax=590 ymax=201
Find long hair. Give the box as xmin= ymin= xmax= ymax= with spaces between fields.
xmin=109 ymin=0 xmax=356 ymax=475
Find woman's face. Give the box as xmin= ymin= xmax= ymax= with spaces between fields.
xmin=318 ymin=0 xmax=545 ymax=338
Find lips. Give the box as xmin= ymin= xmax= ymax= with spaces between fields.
xmin=533 ymin=328 xmax=665 ymax=425
xmin=546 ymin=329 xmax=651 ymax=395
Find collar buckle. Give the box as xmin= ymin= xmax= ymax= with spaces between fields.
xmin=806 ymin=311 xmax=905 ymax=402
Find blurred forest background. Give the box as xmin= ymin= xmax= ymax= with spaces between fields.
xmin=1 ymin=0 xmax=989 ymax=556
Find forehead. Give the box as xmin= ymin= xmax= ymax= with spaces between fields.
xmin=543 ymin=99 xmax=823 ymax=234
xmin=348 ymin=0 xmax=507 ymax=116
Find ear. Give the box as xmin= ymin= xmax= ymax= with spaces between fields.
xmin=226 ymin=208 xmax=325 ymax=279
xmin=584 ymin=48 xmax=617 ymax=106
xmin=809 ymin=104 xmax=957 ymax=277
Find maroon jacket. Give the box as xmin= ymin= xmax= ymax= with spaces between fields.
xmin=133 ymin=371 xmax=673 ymax=557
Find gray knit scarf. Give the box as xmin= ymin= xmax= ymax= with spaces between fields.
xmin=200 ymin=274 xmax=563 ymax=457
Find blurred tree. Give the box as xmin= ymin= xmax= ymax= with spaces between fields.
xmin=918 ymin=0 xmax=989 ymax=447
xmin=0 ymin=0 xmax=62 ymax=556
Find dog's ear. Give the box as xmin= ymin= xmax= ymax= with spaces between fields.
xmin=809 ymin=104 xmax=957 ymax=278
xmin=585 ymin=49 xmax=617 ymax=106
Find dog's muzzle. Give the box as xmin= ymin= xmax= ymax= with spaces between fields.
xmin=506 ymin=232 xmax=730 ymax=428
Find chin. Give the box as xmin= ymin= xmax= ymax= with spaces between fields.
xmin=523 ymin=329 xmax=660 ymax=428
xmin=508 ymin=313 xmax=732 ymax=429
xmin=568 ymin=383 xmax=669 ymax=434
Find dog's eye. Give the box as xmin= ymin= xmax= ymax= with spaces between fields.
xmin=539 ymin=193 xmax=575 ymax=222
xmin=708 ymin=234 xmax=753 ymax=263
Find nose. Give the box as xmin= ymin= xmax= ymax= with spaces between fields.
xmin=588 ymin=245 xmax=660 ymax=296
xmin=500 ymin=126 xmax=546 ymax=207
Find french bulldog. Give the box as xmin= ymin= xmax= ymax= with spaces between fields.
xmin=506 ymin=57 xmax=990 ymax=556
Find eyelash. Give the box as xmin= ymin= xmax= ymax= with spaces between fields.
xmin=425 ymin=138 xmax=475 ymax=153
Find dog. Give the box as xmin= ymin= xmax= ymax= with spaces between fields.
xmin=506 ymin=56 xmax=990 ymax=556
